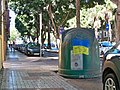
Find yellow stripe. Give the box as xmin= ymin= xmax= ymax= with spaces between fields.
xmin=73 ymin=46 xmax=89 ymax=55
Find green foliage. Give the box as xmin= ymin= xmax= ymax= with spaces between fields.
xmin=9 ymin=29 xmax=20 ymax=41
xmin=68 ymin=0 xmax=117 ymax=30
xmin=81 ymin=0 xmax=105 ymax=8
xmin=15 ymin=17 xmax=27 ymax=36
xmin=9 ymin=0 xmax=106 ymax=40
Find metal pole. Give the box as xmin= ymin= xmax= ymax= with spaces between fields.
xmin=39 ymin=13 xmax=42 ymax=57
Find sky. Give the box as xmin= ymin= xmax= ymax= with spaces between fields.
xmin=9 ymin=9 xmax=16 ymax=30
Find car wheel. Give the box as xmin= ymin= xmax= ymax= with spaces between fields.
xmin=26 ymin=51 xmax=30 ymax=56
xmin=103 ymin=73 xmax=119 ymax=90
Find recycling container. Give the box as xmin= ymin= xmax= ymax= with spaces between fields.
xmin=58 ymin=28 xmax=100 ymax=78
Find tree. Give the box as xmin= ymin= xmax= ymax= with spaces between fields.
xmin=9 ymin=29 xmax=20 ymax=41
xmin=76 ymin=0 xmax=80 ymax=28
xmin=9 ymin=0 xmax=47 ymax=44
xmin=47 ymin=0 xmax=76 ymax=39
xmin=15 ymin=17 xmax=27 ymax=37
xmin=9 ymin=0 xmax=105 ymax=45
xmin=68 ymin=0 xmax=117 ymax=41
xmin=9 ymin=0 xmax=76 ymax=46
xmin=75 ymin=0 xmax=105 ymax=28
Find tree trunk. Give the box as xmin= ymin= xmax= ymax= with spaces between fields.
xmin=76 ymin=0 xmax=80 ymax=28
xmin=34 ymin=14 xmax=40 ymax=44
xmin=115 ymin=3 xmax=120 ymax=42
xmin=48 ymin=20 xmax=51 ymax=49
xmin=48 ymin=4 xmax=58 ymax=39
xmin=41 ymin=25 xmax=46 ymax=45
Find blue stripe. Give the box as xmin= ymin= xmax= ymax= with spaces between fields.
xmin=72 ymin=39 xmax=89 ymax=47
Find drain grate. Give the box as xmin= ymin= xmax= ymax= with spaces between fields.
xmin=28 ymin=72 xmax=54 ymax=77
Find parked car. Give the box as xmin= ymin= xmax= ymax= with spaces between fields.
xmin=20 ymin=44 xmax=26 ymax=53
xmin=16 ymin=44 xmax=24 ymax=51
xmin=102 ymin=56 xmax=120 ymax=90
xmin=104 ymin=42 xmax=120 ymax=60
xmin=43 ymin=43 xmax=58 ymax=50
xmin=99 ymin=41 xmax=113 ymax=56
xmin=102 ymin=42 xmax=120 ymax=90
xmin=24 ymin=42 xmax=44 ymax=56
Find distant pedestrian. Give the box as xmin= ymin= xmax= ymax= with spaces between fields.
xmin=9 ymin=41 xmax=13 ymax=52
xmin=13 ymin=41 xmax=15 ymax=51
xmin=9 ymin=43 xmax=12 ymax=51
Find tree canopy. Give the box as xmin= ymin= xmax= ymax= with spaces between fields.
xmin=68 ymin=0 xmax=116 ymax=29
xmin=9 ymin=0 xmax=106 ymax=43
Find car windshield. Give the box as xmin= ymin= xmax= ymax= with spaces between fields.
xmin=100 ymin=41 xmax=112 ymax=47
xmin=105 ymin=42 xmax=120 ymax=54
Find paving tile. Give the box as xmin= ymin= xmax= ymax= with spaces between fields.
xmin=41 ymin=88 xmax=65 ymax=90
xmin=0 ymin=70 xmax=78 ymax=90
xmin=22 ymin=76 xmax=40 ymax=80
xmin=27 ymin=72 xmax=54 ymax=77
xmin=0 ymin=50 xmax=80 ymax=90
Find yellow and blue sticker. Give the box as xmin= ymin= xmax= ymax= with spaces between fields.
xmin=72 ymin=39 xmax=89 ymax=55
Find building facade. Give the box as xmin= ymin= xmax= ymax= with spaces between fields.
xmin=0 ymin=0 xmax=10 ymax=70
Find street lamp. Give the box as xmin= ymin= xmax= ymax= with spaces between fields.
xmin=39 ymin=13 xmax=42 ymax=57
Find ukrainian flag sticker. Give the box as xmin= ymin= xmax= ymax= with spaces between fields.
xmin=72 ymin=39 xmax=89 ymax=55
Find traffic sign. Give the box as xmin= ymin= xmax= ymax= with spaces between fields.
xmin=106 ymin=23 xmax=109 ymax=31
xmin=60 ymin=26 xmax=64 ymax=34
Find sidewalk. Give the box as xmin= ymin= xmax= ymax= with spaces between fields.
xmin=0 ymin=50 xmax=79 ymax=90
